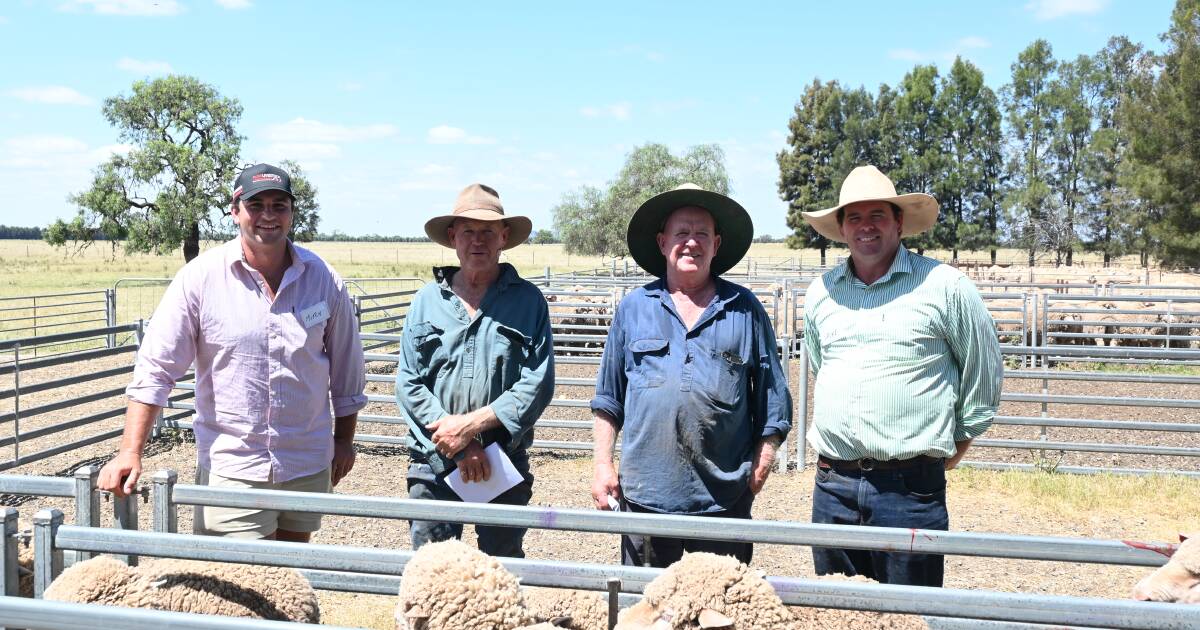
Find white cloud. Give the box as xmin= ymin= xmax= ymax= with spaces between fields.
xmin=264 ymin=117 xmax=398 ymax=143
xmin=214 ymin=0 xmax=252 ymax=9
xmin=580 ymin=102 xmax=632 ymax=121
xmin=427 ymin=125 xmax=495 ymax=145
xmin=887 ymin=36 xmax=991 ymax=64
xmin=957 ymin=36 xmax=991 ymax=49
xmin=0 ymin=135 xmax=91 ymax=168
xmin=58 ymin=0 xmax=184 ymax=16
xmin=117 ymin=57 xmax=173 ymax=74
xmin=1025 ymin=0 xmax=1107 ymax=20
xmin=8 ymin=86 xmax=92 ymax=106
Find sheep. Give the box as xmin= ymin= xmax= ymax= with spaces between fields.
xmin=1133 ymin=534 xmax=1200 ymax=603
xmin=41 ymin=555 xmax=319 ymax=622
xmin=396 ymin=539 xmax=534 ymax=630
xmin=524 ymin=586 xmax=609 ymax=630
xmin=614 ymin=553 xmax=927 ymax=630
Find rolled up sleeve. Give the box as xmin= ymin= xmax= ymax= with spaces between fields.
xmin=589 ymin=303 xmax=628 ymax=428
xmin=326 ymin=281 xmax=367 ymax=417
xmin=946 ymin=276 xmax=1004 ymax=440
xmin=490 ymin=297 xmax=555 ymax=450
xmin=126 ymin=268 xmax=197 ymax=407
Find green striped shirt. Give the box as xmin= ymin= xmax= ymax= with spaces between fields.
xmin=803 ymin=247 xmax=1002 ymax=461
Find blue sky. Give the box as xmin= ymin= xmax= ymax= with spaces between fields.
xmin=0 ymin=0 xmax=1176 ymax=238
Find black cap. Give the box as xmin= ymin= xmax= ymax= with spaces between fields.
xmin=232 ymin=163 xmax=293 ymax=202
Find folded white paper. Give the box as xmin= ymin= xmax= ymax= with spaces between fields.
xmin=445 ymin=442 xmax=523 ymax=503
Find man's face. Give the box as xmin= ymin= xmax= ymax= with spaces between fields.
xmin=657 ymin=206 xmax=721 ymax=277
xmin=839 ymin=200 xmax=902 ymax=268
xmin=231 ymin=190 xmax=294 ymax=247
xmin=448 ymin=218 xmax=509 ymax=273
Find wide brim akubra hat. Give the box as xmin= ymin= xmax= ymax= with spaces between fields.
xmin=424 ymin=183 xmax=533 ymax=250
xmin=626 ymin=183 xmax=753 ymax=278
xmin=800 ymin=165 xmax=939 ymax=242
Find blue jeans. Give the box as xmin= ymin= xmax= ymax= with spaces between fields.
xmin=407 ymin=462 xmax=534 ymax=558
xmin=811 ymin=458 xmax=948 ymax=586
xmin=620 ymin=491 xmax=754 ymax=568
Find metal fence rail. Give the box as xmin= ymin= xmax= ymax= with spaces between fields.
xmin=0 ymin=596 xmax=347 ymax=630
xmin=26 ymin=508 xmax=1200 ymax=629
xmin=0 ymin=291 xmax=115 ymax=360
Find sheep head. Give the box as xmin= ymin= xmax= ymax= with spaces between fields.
xmin=1132 ymin=536 xmax=1200 ymax=603
xmin=614 ymin=600 xmax=733 ymax=629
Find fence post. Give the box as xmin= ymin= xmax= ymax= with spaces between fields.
xmin=1166 ymin=300 xmax=1174 ymax=349
xmin=11 ymin=344 xmax=20 ymax=466
xmin=796 ymin=346 xmax=809 ymax=471
xmin=0 ymin=508 xmax=18 ymax=597
xmin=112 ymin=492 xmax=140 ymax=567
xmin=73 ymin=466 xmax=100 ymax=563
xmin=152 ymin=470 xmax=177 ymax=534
xmin=1040 ymin=293 xmax=1049 ymax=368
xmin=104 ymin=288 xmax=117 ymax=349
xmin=606 ymin=577 xmax=621 ymax=630
xmin=32 ymin=509 xmax=63 ymax=599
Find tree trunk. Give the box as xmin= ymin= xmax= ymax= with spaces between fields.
xmin=183 ymin=220 xmax=200 ymax=262
xmin=990 ymin=248 xmax=997 ymax=265
xmin=819 ymin=245 xmax=827 ymax=267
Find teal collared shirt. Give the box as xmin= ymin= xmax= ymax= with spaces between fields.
xmin=803 ymin=247 xmax=1002 ymax=461
xmin=397 ymin=263 xmax=554 ymax=475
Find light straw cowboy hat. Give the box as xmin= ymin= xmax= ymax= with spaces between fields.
xmin=626 ymin=183 xmax=753 ymax=278
xmin=800 ymin=165 xmax=939 ymax=242
xmin=424 ymin=183 xmax=533 ymax=250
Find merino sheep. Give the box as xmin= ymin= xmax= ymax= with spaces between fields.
xmin=1133 ymin=534 xmax=1200 ymax=603
xmin=615 ymin=553 xmax=927 ymax=630
xmin=396 ymin=539 xmax=534 ymax=630
xmin=524 ymin=586 xmax=609 ymax=630
xmin=42 ymin=555 xmax=319 ymax=622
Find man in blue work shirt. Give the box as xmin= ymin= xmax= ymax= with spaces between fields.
xmin=590 ymin=184 xmax=792 ymax=567
xmin=397 ymin=183 xmax=554 ymax=558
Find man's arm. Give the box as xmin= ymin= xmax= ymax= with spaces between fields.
xmin=97 ymin=401 xmax=160 ymax=497
xmin=748 ymin=298 xmax=793 ymax=492
xmin=481 ymin=293 xmax=556 ymax=452
xmin=945 ymin=276 xmax=1004 ymax=445
xmin=749 ymin=435 xmax=782 ymax=494
xmin=331 ymin=413 xmax=358 ymax=486
xmin=591 ymin=411 xmax=621 ymax=509
xmin=946 ymin=438 xmax=973 ymax=470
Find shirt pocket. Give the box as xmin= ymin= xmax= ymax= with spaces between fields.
xmin=711 ymin=348 xmax=749 ymax=407
xmin=628 ymin=337 xmax=669 ymax=389
xmin=408 ymin=322 xmax=445 ymax=366
xmin=494 ymin=324 xmax=533 ymax=383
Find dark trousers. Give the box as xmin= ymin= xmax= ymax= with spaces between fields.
xmin=620 ymin=491 xmax=754 ymax=568
xmin=407 ymin=462 xmax=534 ymax=558
xmin=811 ymin=458 xmax=949 ymax=587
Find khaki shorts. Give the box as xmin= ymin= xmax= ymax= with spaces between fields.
xmin=193 ymin=467 xmax=331 ymax=539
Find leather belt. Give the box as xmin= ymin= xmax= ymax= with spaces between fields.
xmin=817 ymin=454 xmax=943 ymax=472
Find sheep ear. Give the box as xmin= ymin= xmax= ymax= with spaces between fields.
xmin=698 ymin=608 xmax=734 ymax=629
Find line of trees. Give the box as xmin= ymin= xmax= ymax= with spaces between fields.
xmin=0 ymin=225 xmax=44 ymax=239
xmin=779 ymin=0 xmax=1200 ymax=268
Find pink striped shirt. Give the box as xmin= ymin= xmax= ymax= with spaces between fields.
xmin=127 ymin=238 xmax=367 ymax=482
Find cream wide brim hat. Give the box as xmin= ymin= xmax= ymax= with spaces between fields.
xmin=800 ymin=165 xmax=939 ymax=243
xmin=424 ymin=183 xmax=533 ymax=250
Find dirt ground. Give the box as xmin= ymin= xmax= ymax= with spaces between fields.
xmin=1 ymin=350 xmax=1197 ymax=628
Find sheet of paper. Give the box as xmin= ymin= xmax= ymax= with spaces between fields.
xmin=445 ymin=442 xmax=524 ymax=503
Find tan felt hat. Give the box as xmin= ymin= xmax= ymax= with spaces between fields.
xmin=424 ymin=183 xmax=533 ymax=250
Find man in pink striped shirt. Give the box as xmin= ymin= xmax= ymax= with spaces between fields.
xmin=98 ymin=163 xmax=367 ymax=542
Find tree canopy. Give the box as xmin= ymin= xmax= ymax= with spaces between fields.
xmin=552 ymin=143 xmax=729 ymax=258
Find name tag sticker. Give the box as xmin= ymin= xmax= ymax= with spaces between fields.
xmin=300 ymin=301 xmax=330 ymax=328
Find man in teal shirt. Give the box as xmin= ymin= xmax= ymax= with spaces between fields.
xmin=801 ymin=166 xmax=1002 ymax=586
xmin=397 ymin=183 xmax=554 ymax=558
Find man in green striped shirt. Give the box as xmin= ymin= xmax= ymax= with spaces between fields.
xmin=801 ymin=165 xmax=1003 ymax=587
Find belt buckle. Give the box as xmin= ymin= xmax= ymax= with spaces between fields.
xmin=860 ymin=458 xmax=876 ymax=472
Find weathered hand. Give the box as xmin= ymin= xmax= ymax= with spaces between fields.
xmin=97 ymin=450 xmax=142 ymax=498
xmin=331 ymin=439 xmax=356 ymax=486
xmin=591 ymin=461 xmax=622 ymax=510
xmin=749 ymin=439 xmax=778 ymax=495
xmin=428 ymin=414 xmax=478 ymax=458
xmin=457 ymin=441 xmax=491 ymax=483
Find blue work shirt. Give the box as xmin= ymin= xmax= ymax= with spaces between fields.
xmin=397 ymin=263 xmax=555 ymax=476
xmin=591 ymin=277 xmax=792 ymax=515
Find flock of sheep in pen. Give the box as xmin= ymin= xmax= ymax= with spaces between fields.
xmin=13 ymin=532 xmax=1198 ymax=628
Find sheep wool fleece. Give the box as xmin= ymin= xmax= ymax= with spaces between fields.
xmin=43 ymin=556 xmax=319 ymax=622
xmin=524 ymin=586 xmax=608 ymax=630
xmin=396 ymin=539 xmax=534 ymax=630
xmin=635 ymin=552 xmax=799 ymax=630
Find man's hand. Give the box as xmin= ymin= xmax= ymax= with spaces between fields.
xmin=749 ymin=437 xmax=780 ymax=495
xmin=331 ymin=438 xmax=356 ymax=487
xmin=97 ymin=449 xmax=143 ymax=498
xmin=429 ymin=413 xmax=481 ymax=458
xmin=591 ymin=461 xmax=621 ymax=510
xmin=456 ymin=441 xmax=491 ymax=483
xmin=945 ymin=438 xmax=973 ymax=471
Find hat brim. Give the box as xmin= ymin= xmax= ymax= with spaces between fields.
xmin=626 ymin=188 xmax=753 ymax=278
xmin=424 ymin=210 xmax=533 ymax=250
xmin=800 ymin=193 xmax=939 ymax=243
